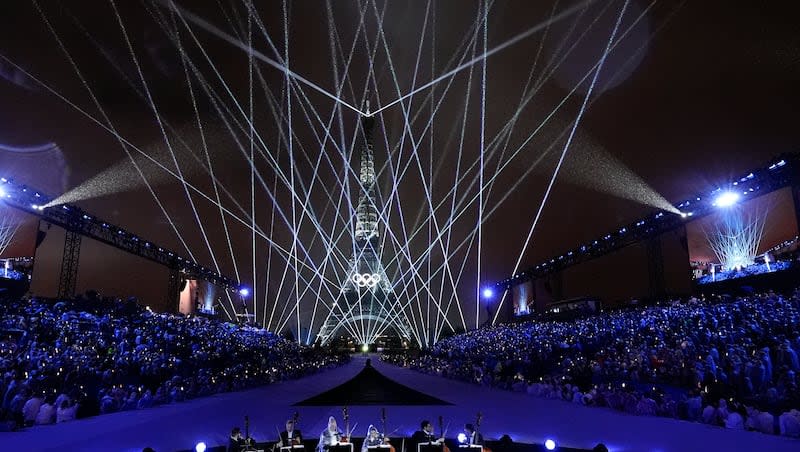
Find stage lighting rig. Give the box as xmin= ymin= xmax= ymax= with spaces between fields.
xmin=713 ymin=191 xmax=740 ymax=207
xmin=489 ymin=152 xmax=800 ymax=290
xmin=0 ymin=176 xmax=242 ymax=292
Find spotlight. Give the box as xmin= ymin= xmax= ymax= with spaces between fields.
xmin=361 ymin=344 xmax=369 ymax=353
xmin=544 ymin=439 xmax=557 ymax=450
xmin=457 ymin=433 xmax=467 ymax=444
xmin=239 ymin=287 xmax=250 ymax=297
xmin=195 ymin=442 xmax=207 ymax=452
xmin=713 ymin=191 xmax=740 ymax=207
xmin=482 ymin=288 xmax=494 ymax=299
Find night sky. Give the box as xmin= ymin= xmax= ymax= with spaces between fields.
xmin=1 ymin=0 xmax=800 ymax=336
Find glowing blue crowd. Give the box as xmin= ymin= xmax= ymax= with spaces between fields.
xmin=383 ymin=291 xmax=800 ymax=437
xmin=0 ymin=295 xmax=349 ymax=430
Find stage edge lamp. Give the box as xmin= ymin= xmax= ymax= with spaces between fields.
xmin=457 ymin=433 xmax=467 ymax=444
xmin=482 ymin=287 xmax=494 ymax=299
xmin=544 ymin=439 xmax=557 ymax=450
xmin=195 ymin=442 xmax=207 ymax=452
xmin=713 ymin=191 xmax=740 ymax=207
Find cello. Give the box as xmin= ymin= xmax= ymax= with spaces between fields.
xmin=473 ymin=412 xmax=491 ymax=452
xmin=290 ymin=411 xmax=302 ymax=446
xmin=379 ymin=408 xmax=396 ymax=452
xmin=438 ymin=416 xmax=451 ymax=452
xmin=342 ymin=406 xmax=351 ymax=444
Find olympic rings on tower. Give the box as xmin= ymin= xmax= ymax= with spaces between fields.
xmin=351 ymin=273 xmax=381 ymax=288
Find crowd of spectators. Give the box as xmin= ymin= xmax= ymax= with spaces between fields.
xmin=0 ymin=294 xmax=349 ymax=430
xmin=382 ymin=291 xmax=800 ymax=437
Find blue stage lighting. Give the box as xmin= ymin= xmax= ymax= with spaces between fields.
xmin=768 ymin=159 xmax=786 ymax=170
xmin=239 ymin=287 xmax=250 ymax=297
xmin=195 ymin=442 xmax=207 ymax=452
xmin=544 ymin=439 xmax=556 ymax=450
xmin=482 ymin=288 xmax=494 ymax=299
xmin=713 ymin=191 xmax=740 ymax=207
xmin=0 ymin=186 xmax=5 ymax=198
xmin=457 ymin=433 xmax=467 ymax=444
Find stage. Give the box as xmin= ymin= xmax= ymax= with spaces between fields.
xmin=1 ymin=355 xmax=797 ymax=452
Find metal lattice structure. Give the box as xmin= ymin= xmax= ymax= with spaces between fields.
xmin=56 ymin=229 xmax=81 ymax=299
xmin=494 ymin=154 xmax=800 ymax=291
xmin=0 ymin=177 xmax=241 ymax=303
xmin=317 ymin=115 xmax=413 ymax=346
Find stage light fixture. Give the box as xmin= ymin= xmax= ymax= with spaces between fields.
xmin=361 ymin=344 xmax=369 ymax=353
xmin=713 ymin=191 xmax=740 ymax=207
xmin=239 ymin=287 xmax=250 ymax=297
xmin=457 ymin=433 xmax=467 ymax=444
xmin=544 ymin=439 xmax=556 ymax=450
xmin=482 ymin=288 xmax=494 ymax=299
xmin=195 ymin=442 xmax=207 ymax=452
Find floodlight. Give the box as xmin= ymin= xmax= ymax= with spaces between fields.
xmin=195 ymin=442 xmax=207 ymax=452
xmin=457 ymin=433 xmax=467 ymax=444
xmin=713 ymin=191 xmax=740 ymax=207
xmin=482 ymin=288 xmax=494 ymax=299
xmin=544 ymin=439 xmax=556 ymax=450
xmin=239 ymin=287 xmax=250 ymax=297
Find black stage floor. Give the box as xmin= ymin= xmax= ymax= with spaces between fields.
xmin=296 ymin=359 xmax=451 ymax=406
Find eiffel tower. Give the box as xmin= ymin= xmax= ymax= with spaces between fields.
xmin=317 ymin=110 xmax=413 ymax=346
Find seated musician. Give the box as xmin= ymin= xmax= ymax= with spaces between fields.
xmin=361 ymin=425 xmax=391 ymax=452
xmin=411 ymin=420 xmax=443 ymax=451
xmin=279 ymin=419 xmax=303 ymax=448
xmin=463 ymin=424 xmax=483 ymax=446
xmin=317 ymin=416 xmax=344 ymax=452
xmin=229 ymin=427 xmax=245 ymax=452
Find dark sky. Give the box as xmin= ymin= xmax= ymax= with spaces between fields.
xmin=1 ymin=0 xmax=800 ymax=338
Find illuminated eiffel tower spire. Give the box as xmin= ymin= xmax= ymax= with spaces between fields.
xmin=355 ymin=106 xmax=379 ymax=244
xmin=316 ymin=107 xmax=413 ymax=346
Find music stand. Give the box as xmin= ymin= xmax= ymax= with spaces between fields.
xmin=418 ymin=443 xmax=444 ymax=452
xmin=458 ymin=446 xmax=483 ymax=450
xmin=330 ymin=443 xmax=354 ymax=452
xmin=242 ymin=439 xmax=264 ymax=452
xmin=367 ymin=446 xmax=392 ymax=450
xmin=281 ymin=446 xmax=306 ymax=452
